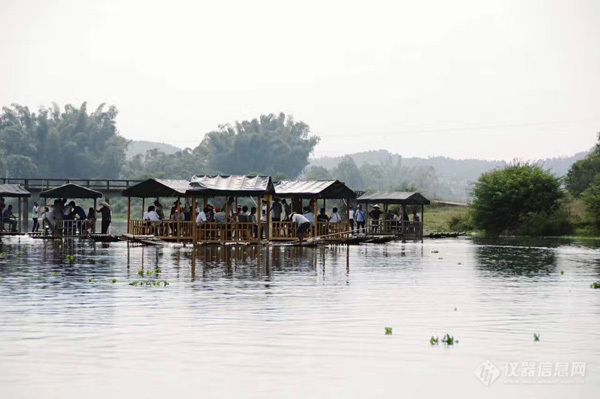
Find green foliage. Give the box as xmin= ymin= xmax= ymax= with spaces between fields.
xmin=305 ymin=165 xmax=332 ymax=180
xmin=199 ymin=113 xmax=318 ymax=178
xmin=441 ymin=334 xmax=456 ymax=345
xmin=581 ymin=174 xmax=600 ymax=230
xmin=471 ymin=164 xmax=568 ymax=236
xmin=0 ymin=103 xmax=128 ymax=178
xmin=66 ymin=254 xmax=75 ymax=262
xmin=385 ymin=327 xmax=393 ymax=335
xmin=591 ymin=282 xmax=600 ymax=289
xmin=565 ymin=133 xmax=600 ymax=197
xmin=534 ymin=333 xmax=540 ymax=342
xmin=430 ymin=336 xmax=439 ymax=345
xmin=332 ymin=156 xmax=364 ymax=189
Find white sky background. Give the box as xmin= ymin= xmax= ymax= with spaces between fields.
xmin=1 ymin=0 xmax=599 ymax=160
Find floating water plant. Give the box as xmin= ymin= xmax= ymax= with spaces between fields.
xmin=53 ymin=271 xmax=59 ymax=276
xmin=154 ymin=268 xmax=162 ymax=274
xmin=0 ymin=252 xmax=5 ymax=257
xmin=385 ymin=327 xmax=393 ymax=335
xmin=457 ymin=262 xmax=462 ymax=265
xmin=431 ymin=250 xmax=439 ymax=254
xmin=430 ymin=336 xmax=439 ymax=345
xmin=111 ymin=278 xmax=117 ymax=283
xmin=441 ymin=334 xmax=457 ymax=345
xmin=561 ymin=270 xmax=564 ymax=275
xmin=146 ymin=270 xmax=153 ymax=277
xmin=66 ymin=254 xmax=75 ymax=262
xmin=591 ymin=282 xmax=600 ymax=289
xmin=534 ymin=333 xmax=540 ymax=342
xmin=129 ymin=281 xmax=139 ymax=287
xmin=137 ymin=269 xmax=144 ymax=277
xmin=163 ymin=281 xmax=169 ymax=286
xmin=88 ymin=278 xmax=93 ymax=283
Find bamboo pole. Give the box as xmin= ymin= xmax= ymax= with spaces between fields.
xmin=127 ymin=197 xmax=131 ymax=233
xmin=142 ymin=198 xmax=145 ymax=218
xmin=313 ymin=196 xmax=317 ymax=238
xmin=177 ymin=196 xmax=181 ymax=243
xmin=224 ymin=199 xmax=229 ymax=243
xmin=346 ymin=199 xmax=350 ymax=239
xmin=421 ymin=204 xmax=424 ymax=242
xmin=266 ymin=195 xmax=271 ymax=241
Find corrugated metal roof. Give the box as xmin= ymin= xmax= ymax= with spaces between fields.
xmin=187 ymin=175 xmax=274 ymax=197
xmin=357 ymin=191 xmax=430 ymax=205
xmin=0 ymin=184 xmax=31 ymax=198
xmin=274 ymin=180 xmax=356 ymax=199
xmin=122 ymin=179 xmax=190 ymax=197
xmin=40 ymin=183 xmax=102 ymax=199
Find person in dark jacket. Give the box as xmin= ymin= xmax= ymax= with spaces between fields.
xmin=97 ymin=202 xmax=112 ymax=234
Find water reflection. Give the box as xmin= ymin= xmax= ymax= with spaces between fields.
xmin=474 ymin=239 xmax=557 ymax=276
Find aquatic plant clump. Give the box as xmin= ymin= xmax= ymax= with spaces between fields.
xmin=534 ymin=333 xmax=540 ymax=342
xmin=385 ymin=327 xmax=392 ymax=335
xmin=591 ymin=282 xmax=600 ymax=289
xmin=430 ymin=336 xmax=439 ymax=345
xmin=441 ymin=334 xmax=458 ymax=345
xmin=128 ymin=280 xmax=169 ymax=287
xmin=66 ymin=255 xmax=75 ymax=263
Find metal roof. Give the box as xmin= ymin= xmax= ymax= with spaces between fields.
xmin=0 ymin=184 xmax=31 ymax=198
xmin=357 ymin=191 xmax=431 ymax=205
xmin=187 ymin=175 xmax=274 ymax=197
xmin=274 ymin=180 xmax=356 ymax=199
xmin=122 ymin=179 xmax=191 ymax=198
xmin=40 ymin=183 xmax=103 ymax=199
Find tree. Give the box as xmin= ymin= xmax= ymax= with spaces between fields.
xmin=333 ymin=156 xmax=364 ymax=189
xmin=471 ymin=164 xmax=567 ymax=236
xmin=581 ymin=174 xmax=600 ymax=230
xmin=565 ymin=133 xmax=600 ymax=196
xmin=0 ymin=102 xmax=129 ymax=178
xmin=197 ymin=113 xmax=319 ymax=178
xmin=304 ymin=165 xmax=332 ymax=180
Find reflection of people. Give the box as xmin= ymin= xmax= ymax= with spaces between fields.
xmin=97 ymin=202 xmax=112 ymax=234
xmin=290 ymin=211 xmax=311 ymax=242
xmin=87 ymin=207 xmax=96 ymax=233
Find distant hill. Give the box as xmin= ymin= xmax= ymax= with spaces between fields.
xmin=308 ymin=149 xmax=590 ymax=201
xmin=126 ymin=140 xmax=182 ymax=159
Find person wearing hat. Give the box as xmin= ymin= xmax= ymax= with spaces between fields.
xmin=289 ymin=211 xmax=311 ymax=243
xmin=369 ymin=204 xmax=383 ymax=233
xmin=97 ymin=201 xmax=112 ymax=234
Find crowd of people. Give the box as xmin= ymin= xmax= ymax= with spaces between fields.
xmin=0 ymin=197 xmax=18 ymax=232
xmin=35 ymin=198 xmax=112 ymax=235
xmin=137 ymin=196 xmax=421 ymax=242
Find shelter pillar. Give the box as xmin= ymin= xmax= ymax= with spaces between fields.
xmin=266 ymin=195 xmax=271 ymax=241
xmin=127 ymin=197 xmax=131 ymax=234
xmin=23 ymin=197 xmax=29 ymax=232
xmin=142 ymin=198 xmax=145 ymax=218
xmin=177 ymin=196 xmax=181 ymax=243
xmin=192 ymin=197 xmax=197 ymax=245
xmin=18 ymin=197 xmax=22 ymax=232
xmin=313 ymin=196 xmax=317 ymax=238
xmin=421 ymin=204 xmax=424 ymax=242
xmin=402 ymin=204 xmax=406 ymax=235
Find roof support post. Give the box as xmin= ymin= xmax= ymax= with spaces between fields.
xmin=23 ymin=196 xmax=29 ymax=232
xmin=177 ymin=196 xmax=181 ymax=243
xmin=142 ymin=198 xmax=145 ymax=219
xmin=402 ymin=204 xmax=406 ymax=235
xmin=127 ymin=196 xmax=131 ymax=234
xmin=192 ymin=197 xmax=197 ymax=245
xmin=266 ymin=195 xmax=271 ymax=241
xmin=18 ymin=196 xmax=22 ymax=233
xmin=313 ymin=196 xmax=317 ymax=238
xmin=421 ymin=204 xmax=424 ymax=242
xmin=224 ymin=198 xmax=229 ymax=243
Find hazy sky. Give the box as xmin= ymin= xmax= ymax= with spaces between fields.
xmin=1 ymin=0 xmax=599 ymax=160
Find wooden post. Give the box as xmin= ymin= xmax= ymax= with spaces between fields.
xmin=224 ymin=199 xmax=229 ymax=243
xmin=18 ymin=197 xmax=22 ymax=232
xmin=402 ymin=204 xmax=406 ymax=237
xmin=127 ymin=196 xmax=131 ymax=234
xmin=258 ymin=196 xmax=263 ymax=242
xmin=192 ymin=197 xmax=197 ymax=245
xmin=266 ymin=195 xmax=271 ymax=241
xmin=142 ymin=198 xmax=145 ymax=218
xmin=23 ymin=197 xmax=29 ymax=232
xmin=177 ymin=196 xmax=181 ymax=243
xmin=421 ymin=204 xmax=424 ymax=242
xmin=313 ymin=196 xmax=317 ymax=238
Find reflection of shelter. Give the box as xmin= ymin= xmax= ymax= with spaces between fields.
xmin=39 ymin=183 xmax=103 ymax=236
xmin=186 ymin=175 xmax=276 ymax=244
xmin=273 ymin=180 xmax=356 ymax=241
xmin=356 ymin=191 xmax=430 ymax=239
xmin=122 ymin=179 xmax=192 ymax=241
xmin=0 ymin=184 xmax=31 ymax=234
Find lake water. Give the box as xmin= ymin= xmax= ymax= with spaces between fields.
xmin=1 ymin=230 xmax=599 ymax=398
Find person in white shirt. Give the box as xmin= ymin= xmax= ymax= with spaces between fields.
xmin=32 ymin=202 xmax=40 ymax=232
xmin=329 ymin=207 xmax=342 ymax=223
xmin=196 ymin=207 xmax=208 ymax=224
xmin=290 ymin=211 xmax=311 ymax=242
xmin=348 ymin=205 xmax=355 ymax=234
xmin=143 ymin=206 xmax=161 ymax=223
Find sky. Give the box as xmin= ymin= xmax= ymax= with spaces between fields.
xmin=1 ymin=0 xmax=599 ymax=160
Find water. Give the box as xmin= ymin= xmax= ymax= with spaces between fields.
xmin=1 ymin=233 xmax=599 ymax=398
